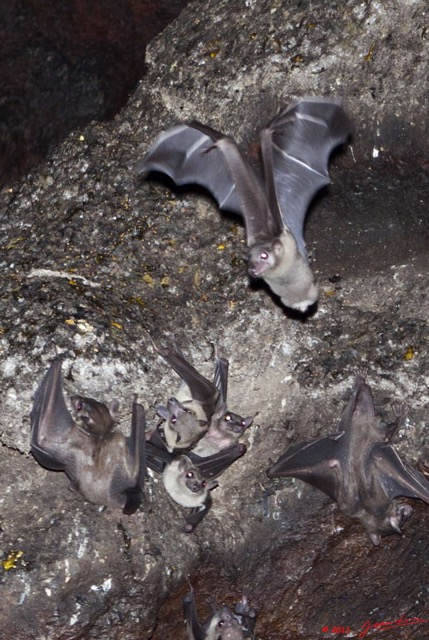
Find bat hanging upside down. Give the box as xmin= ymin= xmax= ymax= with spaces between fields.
xmin=183 ymin=585 xmax=257 ymax=639
xmin=268 ymin=369 xmax=429 ymax=545
xmin=30 ymin=358 xmax=146 ymax=515
xmin=138 ymin=97 xmax=351 ymax=312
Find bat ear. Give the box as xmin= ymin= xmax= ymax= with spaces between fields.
xmin=156 ymin=405 xmax=170 ymax=420
xmin=243 ymin=416 xmax=254 ymax=429
xmin=207 ymin=479 xmax=218 ymax=491
xmin=109 ymin=399 xmax=120 ymax=417
xmin=198 ymin=419 xmax=208 ymax=427
xmin=178 ymin=456 xmax=190 ymax=473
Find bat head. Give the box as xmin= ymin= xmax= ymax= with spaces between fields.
xmin=363 ymin=502 xmax=413 ymax=546
xmin=221 ymin=412 xmax=253 ymax=436
xmin=247 ymin=238 xmax=283 ymax=278
xmin=156 ymin=398 xmax=208 ymax=448
xmin=163 ymin=456 xmax=218 ymax=508
xmin=207 ymin=605 xmax=247 ymax=639
xmin=71 ymin=395 xmax=117 ymax=438
xmin=178 ymin=456 xmax=214 ymax=494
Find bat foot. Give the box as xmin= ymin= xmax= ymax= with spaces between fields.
xmin=355 ymin=366 xmax=368 ymax=381
xmin=391 ymin=402 xmax=408 ymax=420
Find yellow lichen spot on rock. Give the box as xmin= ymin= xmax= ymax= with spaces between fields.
xmin=68 ymin=279 xmax=78 ymax=287
xmin=160 ymin=276 xmax=170 ymax=287
xmin=325 ymin=290 xmax=335 ymax=296
xmin=143 ymin=274 xmax=154 ymax=286
xmin=65 ymin=318 xmax=76 ymax=326
xmin=79 ymin=134 xmax=85 ymax=142
xmin=193 ymin=270 xmax=201 ymax=289
xmin=111 ymin=321 xmax=123 ymax=330
xmin=130 ymin=296 xmax=145 ymax=307
xmin=404 ymin=346 xmax=414 ymax=360
xmin=364 ymin=42 xmax=376 ymax=62
xmin=2 ymin=550 xmax=24 ymax=571
xmin=229 ymin=300 xmax=236 ymax=310
xmin=217 ymin=243 xmax=225 ymax=250
xmin=6 ymin=236 xmax=25 ymax=250
xmin=209 ymin=49 xmax=219 ymax=58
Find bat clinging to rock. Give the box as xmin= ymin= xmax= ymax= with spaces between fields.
xmin=139 ymin=97 xmax=351 ymax=312
xmin=30 ymin=358 xmax=146 ymax=515
xmin=268 ymin=369 xmax=429 ymax=545
xmin=153 ymin=341 xmax=253 ymax=454
xmin=183 ymin=586 xmax=257 ymax=639
xmin=146 ymin=439 xmax=246 ymax=532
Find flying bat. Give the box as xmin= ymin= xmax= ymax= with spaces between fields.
xmin=268 ymin=369 xmax=429 ymax=545
xmin=183 ymin=586 xmax=257 ymax=639
xmin=138 ymin=97 xmax=351 ymax=312
xmin=153 ymin=341 xmax=252 ymax=454
xmin=30 ymin=358 xmax=146 ymax=515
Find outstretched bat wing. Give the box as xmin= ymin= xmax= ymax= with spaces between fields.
xmin=30 ymin=358 xmax=80 ymax=472
xmin=372 ymin=444 xmax=429 ymax=503
xmin=267 ymin=433 xmax=344 ymax=501
xmin=138 ymin=124 xmax=243 ymax=215
xmin=139 ymin=122 xmax=276 ymax=247
xmin=189 ymin=443 xmax=247 ymax=479
xmin=262 ymin=98 xmax=351 ymax=259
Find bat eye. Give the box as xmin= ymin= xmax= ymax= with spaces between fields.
xmin=202 ymin=480 xmax=206 ymax=488
xmin=224 ymin=414 xmax=232 ymax=422
xmin=260 ymin=251 xmax=269 ymax=260
xmin=171 ymin=416 xmax=177 ymax=424
xmin=186 ymin=471 xmax=194 ymax=479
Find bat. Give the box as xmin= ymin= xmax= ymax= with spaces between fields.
xmin=183 ymin=586 xmax=257 ymax=639
xmin=268 ymin=369 xmax=429 ymax=545
xmin=163 ymin=455 xmax=218 ymax=533
xmin=153 ymin=341 xmax=253 ymax=454
xmin=30 ymin=358 xmax=146 ymax=515
xmin=146 ymin=439 xmax=247 ymax=532
xmin=138 ymin=97 xmax=351 ymax=312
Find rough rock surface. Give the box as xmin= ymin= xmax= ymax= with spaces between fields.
xmin=0 ymin=0 xmax=428 ymax=638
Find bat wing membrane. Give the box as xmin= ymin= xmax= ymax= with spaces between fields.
xmin=267 ymin=433 xmax=344 ymax=501
xmin=140 ymin=122 xmax=274 ymax=248
xmin=138 ymin=124 xmax=242 ymax=215
xmin=189 ymin=443 xmax=247 ymax=479
xmin=158 ymin=345 xmax=219 ymax=420
xmin=30 ymin=358 xmax=79 ymax=471
xmin=372 ymin=444 xmax=429 ymax=503
xmin=262 ymin=98 xmax=351 ymax=259
xmin=183 ymin=589 xmax=206 ymax=640
xmin=121 ymin=400 xmax=147 ymax=515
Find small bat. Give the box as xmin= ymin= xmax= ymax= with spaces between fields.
xmin=153 ymin=342 xmax=252 ymax=454
xmin=146 ymin=439 xmax=246 ymax=532
xmin=268 ymin=369 xmax=429 ymax=545
xmin=138 ymin=97 xmax=351 ymax=312
xmin=183 ymin=586 xmax=257 ymax=639
xmin=30 ymin=358 xmax=146 ymax=515
xmin=163 ymin=455 xmax=218 ymax=533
